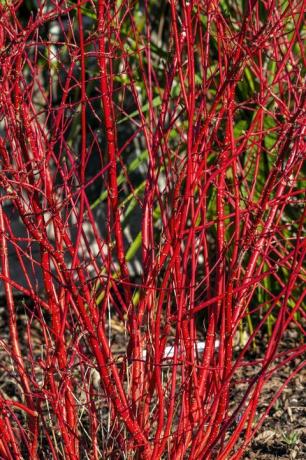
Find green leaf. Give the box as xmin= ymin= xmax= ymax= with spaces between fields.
xmin=264 ymin=115 xmax=277 ymax=150
xmin=117 ymin=96 xmax=161 ymax=125
xmin=234 ymin=119 xmax=248 ymax=138
xmin=126 ymin=231 xmax=142 ymax=261
xmin=244 ymin=67 xmax=255 ymax=92
xmin=90 ymin=150 xmax=148 ymax=209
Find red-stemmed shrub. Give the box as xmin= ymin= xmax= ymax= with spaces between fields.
xmin=0 ymin=0 xmax=305 ymax=458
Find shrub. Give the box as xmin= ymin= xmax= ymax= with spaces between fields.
xmin=0 ymin=0 xmax=305 ymax=458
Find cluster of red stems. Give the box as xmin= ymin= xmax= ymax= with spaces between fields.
xmin=0 ymin=0 xmax=305 ymax=458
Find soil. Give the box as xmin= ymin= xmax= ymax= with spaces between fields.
xmin=243 ymin=364 xmax=305 ymax=460
xmin=0 ymin=299 xmax=305 ymax=459
xmin=239 ymin=328 xmax=306 ymax=460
